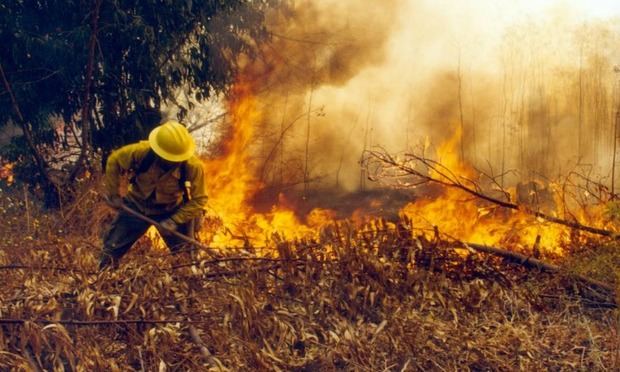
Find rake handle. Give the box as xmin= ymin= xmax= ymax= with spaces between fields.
xmin=114 ymin=202 xmax=213 ymax=253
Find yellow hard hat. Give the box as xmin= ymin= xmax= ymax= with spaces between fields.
xmin=148 ymin=121 xmax=196 ymax=162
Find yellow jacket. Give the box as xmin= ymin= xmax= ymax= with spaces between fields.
xmin=105 ymin=141 xmax=208 ymax=224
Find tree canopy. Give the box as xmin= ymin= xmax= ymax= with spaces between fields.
xmin=0 ymin=0 xmax=276 ymax=203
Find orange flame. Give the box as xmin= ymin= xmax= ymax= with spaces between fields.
xmin=193 ymin=82 xmax=613 ymax=257
xmin=0 ymin=161 xmax=14 ymax=185
xmin=398 ymin=126 xmax=616 ymax=255
xmin=200 ymin=79 xmax=333 ymax=249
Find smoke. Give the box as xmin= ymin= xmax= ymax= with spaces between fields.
xmin=243 ymin=0 xmax=400 ymax=90
xmin=219 ymin=0 xmax=620 ymax=192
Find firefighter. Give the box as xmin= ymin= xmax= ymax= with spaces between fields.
xmin=99 ymin=120 xmax=208 ymax=269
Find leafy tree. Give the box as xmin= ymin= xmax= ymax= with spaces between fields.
xmin=0 ymin=0 xmax=277 ymax=205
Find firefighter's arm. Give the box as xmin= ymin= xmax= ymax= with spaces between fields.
xmin=170 ymin=159 xmax=208 ymax=224
xmin=104 ymin=141 xmax=150 ymax=197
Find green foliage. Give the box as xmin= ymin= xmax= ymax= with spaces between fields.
xmin=0 ymin=0 xmax=277 ymax=180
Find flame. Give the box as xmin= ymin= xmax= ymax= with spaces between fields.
xmin=400 ymin=187 xmax=569 ymax=254
xmin=188 ymin=81 xmax=613 ymax=257
xmin=398 ymin=127 xmax=616 ymax=255
xmin=0 ymin=161 xmax=14 ymax=185
xmin=431 ymin=124 xmax=474 ymax=180
xmin=199 ymin=79 xmax=333 ymax=249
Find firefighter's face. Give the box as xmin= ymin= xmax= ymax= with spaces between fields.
xmin=157 ymin=156 xmax=180 ymax=170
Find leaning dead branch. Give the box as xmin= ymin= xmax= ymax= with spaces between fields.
xmin=458 ymin=241 xmax=615 ymax=294
xmin=364 ymin=149 xmax=619 ymax=238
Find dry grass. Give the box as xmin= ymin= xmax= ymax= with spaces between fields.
xmin=1 ymin=190 xmax=619 ymax=371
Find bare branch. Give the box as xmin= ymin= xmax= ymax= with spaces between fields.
xmin=364 ymin=148 xmax=620 ymax=238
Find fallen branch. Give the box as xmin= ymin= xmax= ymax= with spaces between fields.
xmin=365 ymin=150 xmax=620 ymax=239
xmin=0 ymin=318 xmax=213 ymax=326
xmin=169 ymin=257 xmax=335 ymax=270
xmin=0 ymin=265 xmax=95 ymax=274
xmin=458 ymin=241 xmax=616 ymax=294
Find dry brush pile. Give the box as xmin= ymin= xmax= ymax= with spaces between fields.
xmin=1 ymin=191 xmax=619 ymax=371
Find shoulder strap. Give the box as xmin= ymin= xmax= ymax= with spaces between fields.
xmin=136 ymin=149 xmax=156 ymax=175
xmin=179 ymin=161 xmax=190 ymax=202
xmin=130 ymin=149 xmax=156 ymax=184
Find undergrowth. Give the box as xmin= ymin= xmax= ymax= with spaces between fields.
xmin=0 ymin=186 xmax=619 ymax=371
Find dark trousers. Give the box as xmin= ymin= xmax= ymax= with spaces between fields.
xmin=99 ymin=205 xmax=199 ymax=269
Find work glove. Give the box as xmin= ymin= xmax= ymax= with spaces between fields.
xmin=104 ymin=194 xmax=124 ymax=210
xmin=160 ymin=218 xmax=178 ymax=232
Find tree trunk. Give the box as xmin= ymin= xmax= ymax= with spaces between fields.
xmin=69 ymin=0 xmax=103 ymax=182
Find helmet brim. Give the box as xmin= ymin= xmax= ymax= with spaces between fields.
xmin=148 ymin=126 xmax=196 ymax=162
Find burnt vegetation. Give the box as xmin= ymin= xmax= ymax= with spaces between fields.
xmin=1 ymin=186 xmax=620 ymax=370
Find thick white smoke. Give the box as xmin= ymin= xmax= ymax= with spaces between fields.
xmin=193 ymin=0 xmax=620 ymax=192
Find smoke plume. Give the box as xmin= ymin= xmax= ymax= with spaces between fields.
xmin=210 ymin=0 xmax=620 ymax=192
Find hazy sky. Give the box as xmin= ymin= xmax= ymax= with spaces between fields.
xmin=510 ymin=0 xmax=620 ymax=19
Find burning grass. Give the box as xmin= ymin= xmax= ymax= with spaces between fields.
xmin=1 ymin=192 xmax=619 ymax=371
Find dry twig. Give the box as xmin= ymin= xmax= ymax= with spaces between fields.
xmin=364 ymin=149 xmax=619 ymax=238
